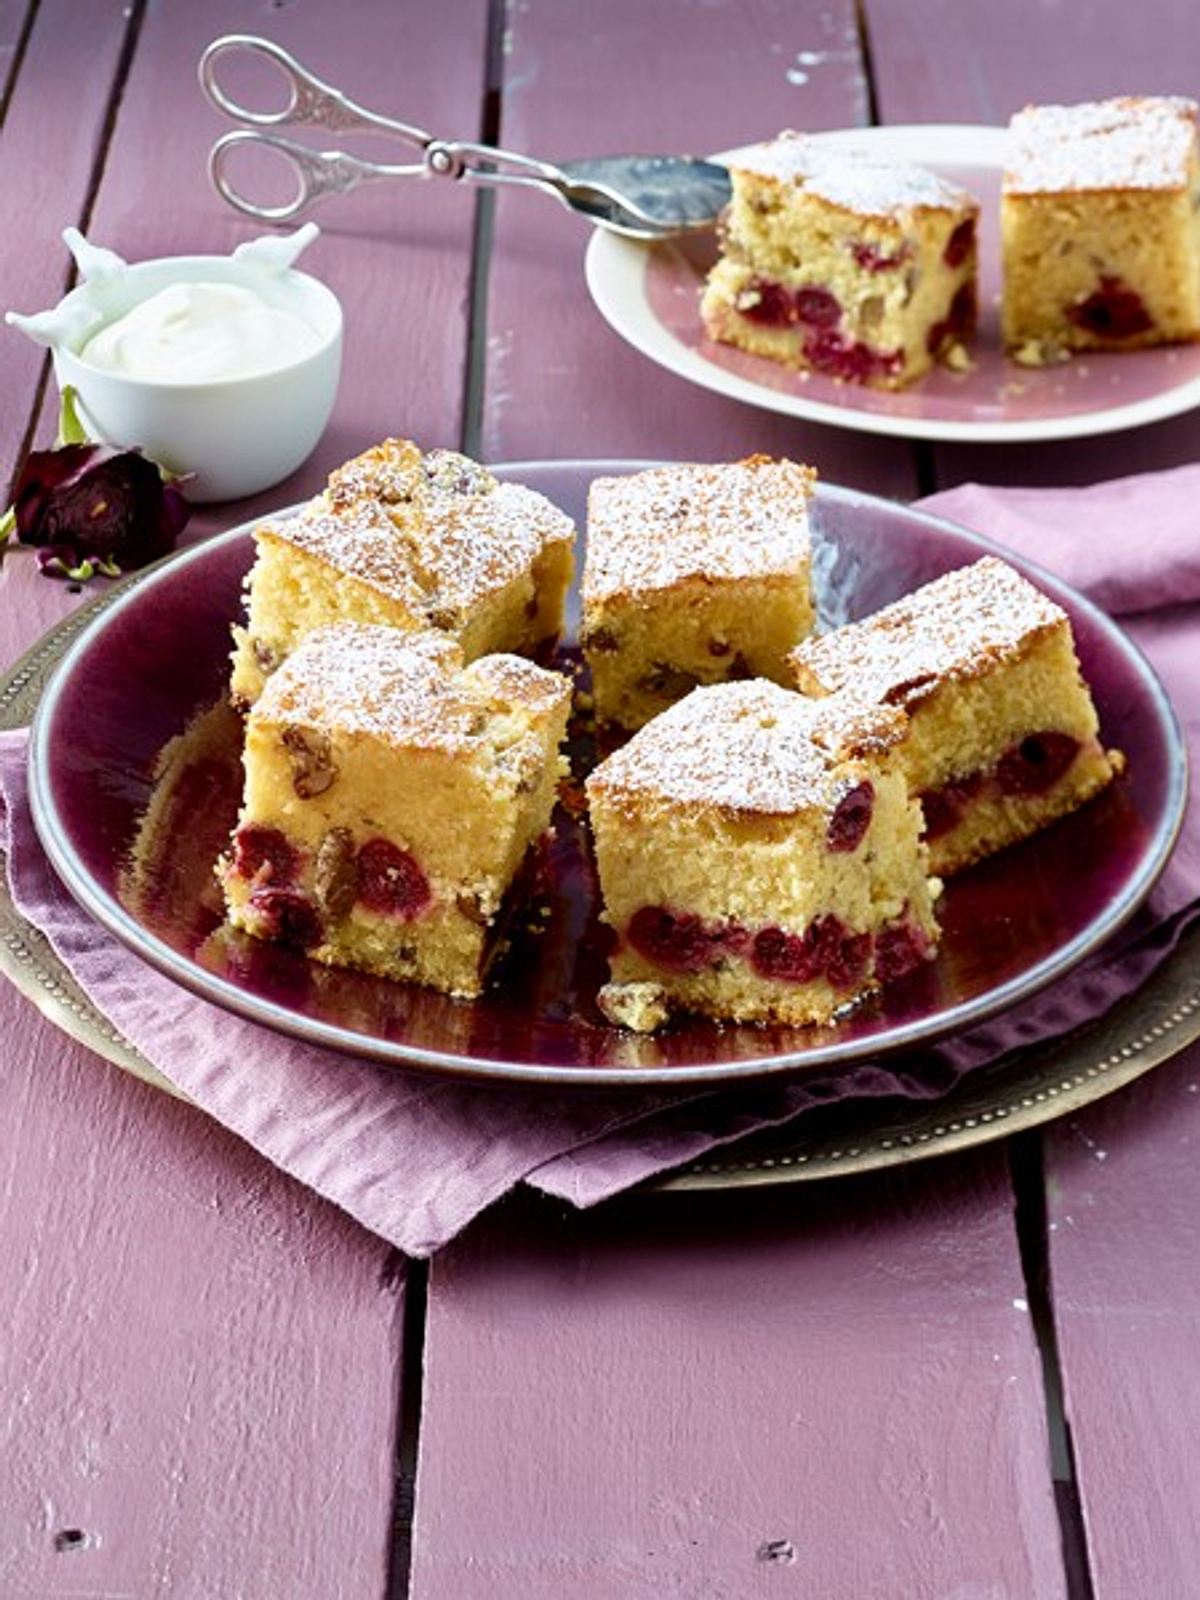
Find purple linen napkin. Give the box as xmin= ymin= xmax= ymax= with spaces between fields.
xmin=923 ymin=465 xmax=1200 ymax=616
xmin=0 ymin=732 xmax=684 ymax=1255
xmin=2 ymin=465 xmax=1198 ymax=1249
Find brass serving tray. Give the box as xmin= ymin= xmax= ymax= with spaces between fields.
xmin=3 ymin=575 xmax=1197 ymax=1186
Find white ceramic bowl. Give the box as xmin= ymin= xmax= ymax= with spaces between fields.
xmin=49 ymin=254 xmax=342 ymax=502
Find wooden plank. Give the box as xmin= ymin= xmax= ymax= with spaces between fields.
xmin=482 ymin=0 xmax=917 ymax=494
xmin=0 ymin=0 xmax=32 ymax=102
xmin=0 ymin=3 xmax=126 ymax=661
xmin=0 ymin=994 xmax=405 ymax=1598
xmin=865 ymin=0 xmax=1200 ymax=126
xmin=1045 ymin=1040 xmax=1200 ymax=1598
xmin=0 ymin=0 xmax=490 ymax=1589
xmin=412 ymin=1156 xmax=1067 ymax=1600
xmin=864 ymin=17 xmax=1200 ymax=1591
xmin=414 ymin=18 xmax=1060 ymax=1595
xmin=863 ymin=0 xmax=1200 ymax=485
xmin=0 ymin=0 xmax=132 ymax=491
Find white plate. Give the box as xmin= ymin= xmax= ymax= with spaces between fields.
xmin=585 ymin=124 xmax=1200 ymax=444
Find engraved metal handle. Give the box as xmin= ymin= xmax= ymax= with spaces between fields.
xmin=207 ymin=129 xmax=423 ymax=222
xmin=199 ymin=33 xmax=431 ymax=145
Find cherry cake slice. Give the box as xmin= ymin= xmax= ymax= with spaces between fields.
xmin=586 ymin=680 xmax=940 ymax=1032
xmin=230 ymin=437 xmax=575 ymax=708
xmin=1002 ymin=97 xmax=1200 ymax=363
xmin=790 ymin=557 xmax=1125 ymax=877
xmin=700 ymin=131 xmax=980 ymax=390
xmin=220 ymin=622 xmax=570 ymax=998
xmin=581 ymin=457 xmax=816 ymax=732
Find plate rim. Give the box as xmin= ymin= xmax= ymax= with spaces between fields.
xmin=585 ymin=122 xmax=1200 ymax=445
xmin=3 ymin=578 xmax=1199 ymax=1185
xmin=25 ymin=463 xmax=1189 ymax=1088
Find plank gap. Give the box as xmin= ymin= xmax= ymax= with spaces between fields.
xmin=387 ymin=1254 xmax=430 ymax=1600
xmin=5 ymin=353 xmax=49 ymax=504
xmin=460 ymin=0 xmax=507 ymax=459
xmin=1009 ymin=1132 xmax=1097 ymax=1600
xmin=913 ymin=439 xmax=939 ymax=497
xmin=3 ymin=0 xmax=53 ymax=497
xmin=74 ymin=0 xmax=148 ymax=246
xmin=856 ymin=0 xmax=933 ymax=500
xmin=853 ymin=0 xmax=882 ymax=127
xmin=0 ymin=0 xmax=39 ymax=130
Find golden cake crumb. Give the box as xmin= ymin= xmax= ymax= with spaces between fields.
xmin=582 ymin=458 xmax=816 ymax=730
xmin=598 ymin=981 xmax=671 ymax=1033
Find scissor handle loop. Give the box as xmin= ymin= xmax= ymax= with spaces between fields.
xmin=199 ymin=34 xmax=429 ymax=143
xmin=209 ymin=130 xmax=389 ymax=222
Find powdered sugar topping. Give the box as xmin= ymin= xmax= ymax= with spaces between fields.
xmin=587 ymin=679 xmax=905 ymax=815
xmin=1005 ymin=96 xmax=1198 ymax=194
xmin=583 ymin=458 xmax=814 ymax=602
xmin=791 ymin=557 xmax=1066 ymax=703
xmin=254 ymin=623 xmax=568 ymax=751
xmin=733 ymin=132 xmax=977 ymax=218
xmin=268 ymin=501 xmax=425 ymax=609
xmin=266 ymin=477 xmax=574 ymax=619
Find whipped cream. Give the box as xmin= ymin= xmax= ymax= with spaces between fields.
xmin=80 ymin=280 xmax=322 ymax=383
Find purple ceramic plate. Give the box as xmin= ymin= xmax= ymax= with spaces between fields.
xmin=28 ymin=462 xmax=1185 ymax=1087
xmin=586 ymin=126 xmax=1200 ymax=444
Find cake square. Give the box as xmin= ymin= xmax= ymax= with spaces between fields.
xmin=230 ymin=437 xmax=575 ymax=706
xmin=581 ymin=457 xmax=816 ymax=731
xmin=1001 ymin=97 xmax=1200 ymax=360
xmin=220 ymin=623 xmax=571 ymax=998
xmin=586 ymin=680 xmax=940 ymax=1031
xmin=789 ymin=557 xmax=1125 ymax=875
xmin=701 ymin=132 xmax=979 ymax=389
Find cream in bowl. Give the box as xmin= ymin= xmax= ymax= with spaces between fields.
xmin=6 ymin=224 xmax=342 ymax=502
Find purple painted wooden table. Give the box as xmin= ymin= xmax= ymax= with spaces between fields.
xmin=2 ymin=4 xmax=1199 ymax=1595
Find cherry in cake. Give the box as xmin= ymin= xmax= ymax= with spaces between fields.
xmin=220 ymin=622 xmax=570 ymax=998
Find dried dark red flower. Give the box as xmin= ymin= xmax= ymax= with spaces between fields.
xmin=7 ymin=442 xmax=190 ymax=580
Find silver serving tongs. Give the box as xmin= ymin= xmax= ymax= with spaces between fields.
xmin=199 ymin=34 xmax=730 ymax=239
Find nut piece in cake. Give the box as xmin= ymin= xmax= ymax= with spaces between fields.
xmin=597 ymin=981 xmax=671 ymax=1033
xmin=230 ymin=437 xmax=575 ymax=705
xmin=582 ymin=457 xmax=816 ymax=731
xmin=219 ymin=622 xmax=571 ymax=998
xmin=789 ymin=557 xmax=1125 ymax=876
xmin=1001 ymin=97 xmax=1200 ymax=360
xmin=701 ymin=132 xmax=979 ymax=389
xmin=586 ymin=680 xmax=940 ymax=1032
